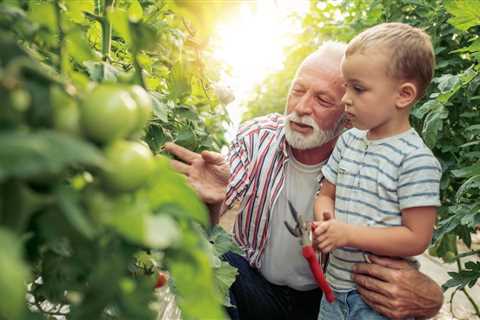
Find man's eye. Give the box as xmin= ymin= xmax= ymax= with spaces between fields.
xmin=316 ymin=95 xmax=333 ymax=107
xmin=293 ymin=88 xmax=305 ymax=95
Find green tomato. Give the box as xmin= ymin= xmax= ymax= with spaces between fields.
xmin=51 ymin=86 xmax=81 ymax=135
xmin=102 ymin=140 xmax=154 ymax=192
xmin=81 ymin=85 xmax=137 ymax=143
xmin=128 ymin=85 xmax=153 ymax=135
xmin=443 ymin=251 xmax=457 ymax=263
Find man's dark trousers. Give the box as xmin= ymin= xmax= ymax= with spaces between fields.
xmin=224 ymin=251 xmax=322 ymax=320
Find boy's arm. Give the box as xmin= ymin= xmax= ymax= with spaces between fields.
xmin=346 ymin=206 xmax=437 ymax=256
xmin=313 ymin=180 xmax=336 ymax=221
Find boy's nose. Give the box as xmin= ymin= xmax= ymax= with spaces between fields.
xmin=341 ymin=95 xmax=352 ymax=110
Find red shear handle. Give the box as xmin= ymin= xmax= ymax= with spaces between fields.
xmin=302 ymin=246 xmax=335 ymax=303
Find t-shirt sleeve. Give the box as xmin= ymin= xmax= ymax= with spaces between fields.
xmin=398 ymin=149 xmax=442 ymax=210
xmin=320 ymin=131 xmax=348 ymax=185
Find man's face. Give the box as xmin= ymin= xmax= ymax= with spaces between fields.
xmin=285 ymin=52 xmax=346 ymax=150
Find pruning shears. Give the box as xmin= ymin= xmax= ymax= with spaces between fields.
xmin=284 ymin=200 xmax=335 ymax=303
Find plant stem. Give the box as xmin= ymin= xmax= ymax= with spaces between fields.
xmin=462 ymin=288 xmax=480 ymax=317
xmin=102 ymin=0 xmax=115 ymax=62
xmin=54 ymin=0 xmax=65 ymax=75
xmin=452 ymin=249 xmax=480 ymax=260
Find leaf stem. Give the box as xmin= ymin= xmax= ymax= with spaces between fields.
xmin=462 ymin=288 xmax=480 ymax=317
xmin=102 ymin=0 xmax=115 ymax=62
xmin=54 ymin=0 xmax=65 ymax=75
xmin=452 ymin=249 xmax=480 ymax=260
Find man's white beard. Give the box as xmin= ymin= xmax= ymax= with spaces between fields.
xmin=284 ymin=113 xmax=339 ymax=150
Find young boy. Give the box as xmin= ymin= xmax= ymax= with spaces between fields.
xmin=313 ymin=22 xmax=442 ymax=319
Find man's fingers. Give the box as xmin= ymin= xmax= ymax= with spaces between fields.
xmin=201 ymin=150 xmax=225 ymax=165
xmin=353 ymin=261 xmax=392 ymax=282
xmin=368 ymin=255 xmax=410 ymax=270
xmin=164 ymin=142 xmax=199 ymax=164
xmin=358 ymin=289 xmax=398 ymax=319
xmin=170 ymin=159 xmax=190 ymax=175
xmin=352 ymin=269 xmax=393 ymax=297
xmin=357 ymin=286 xmax=391 ymax=307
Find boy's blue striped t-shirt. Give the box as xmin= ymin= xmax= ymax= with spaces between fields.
xmin=321 ymin=128 xmax=442 ymax=292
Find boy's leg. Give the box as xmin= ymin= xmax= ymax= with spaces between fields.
xmin=318 ymin=290 xmax=347 ymax=320
xmin=223 ymin=251 xmax=321 ymax=320
xmin=347 ymin=290 xmax=390 ymax=320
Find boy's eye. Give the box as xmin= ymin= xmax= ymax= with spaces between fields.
xmin=353 ymin=85 xmax=365 ymax=92
xmin=346 ymin=83 xmax=365 ymax=93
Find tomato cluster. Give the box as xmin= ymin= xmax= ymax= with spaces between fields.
xmin=53 ymin=84 xmax=155 ymax=192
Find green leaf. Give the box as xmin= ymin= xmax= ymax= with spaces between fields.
xmin=445 ymin=0 xmax=480 ymax=31
xmin=66 ymin=28 xmax=95 ymax=64
xmin=451 ymin=38 xmax=480 ymax=54
xmin=208 ymin=225 xmax=242 ymax=257
xmin=56 ymin=185 xmax=95 ymax=239
xmin=0 ymin=181 xmax=51 ymax=233
xmin=443 ymin=264 xmax=480 ymax=290
xmin=0 ymin=130 xmax=104 ymax=182
xmin=421 ymin=106 xmax=448 ymax=148
xmin=168 ymin=250 xmax=225 ymax=320
xmin=455 ymin=175 xmax=480 ymax=202
xmin=142 ymin=156 xmax=208 ymax=226
xmin=215 ymin=260 xmax=238 ymax=307
xmin=145 ymin=214 xmax=181 ymax=249
xmin=109 ymin=7 xmax=131 ymax=44
xmin=64 ymin=0 xmax=95 ymax=24
xmin=28 ymin=2 xmax=55 ymax=31
xmin=451 ymin=164 xmax=480 ymax=178
xmin=412 ymin=99 xmax=442 ymax=119
xmin=83 ymin=61 xmax=119 ymax=82
xmin=0 ymin=228 xmax=29 ymax=320
xmin=168 ymin=62 xmax=191 ymax=101
xmin=150 ymin=93 xmax=169 ymax=123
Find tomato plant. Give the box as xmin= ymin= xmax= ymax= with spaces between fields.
xmin=0 ymin=0 xmax=239 ymax=319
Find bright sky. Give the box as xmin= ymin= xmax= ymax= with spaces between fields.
xmin=211 ymin=0 xmax=309 ymax=143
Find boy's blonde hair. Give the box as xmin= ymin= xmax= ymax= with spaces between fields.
xmin=346 ymin=22 xmax=435 ymax=98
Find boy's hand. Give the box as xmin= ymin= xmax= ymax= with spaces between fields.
xmin=313 ymin=218 xmax=351 ymax=253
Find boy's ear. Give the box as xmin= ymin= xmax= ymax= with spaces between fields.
xmin=396 ymin=82 xmax=417 ymax=109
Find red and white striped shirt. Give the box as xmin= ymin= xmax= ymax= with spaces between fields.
xmin=225 ymin=113 xmax=290 ymax=268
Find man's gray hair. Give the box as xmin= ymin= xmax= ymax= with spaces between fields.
xmin=315 ymin=40 xmax=347 ymax=60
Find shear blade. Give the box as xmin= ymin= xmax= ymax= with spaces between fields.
xmin=284 ymin=220 xmax=301 ymax=237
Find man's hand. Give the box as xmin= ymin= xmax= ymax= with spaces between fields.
xmin=353 ymin=255 xmax=443 ymax=320
xmin=312 ymin=216 xmax=350 ymax=253
xmin=164 ymin=142 xmax=229 ymax=205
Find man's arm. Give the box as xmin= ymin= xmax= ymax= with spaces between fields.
xmin=353 ymin=255 xmax=443 ymax=319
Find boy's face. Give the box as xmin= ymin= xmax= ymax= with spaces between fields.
xmin=340 ymin=49 xmax=403 ymax=138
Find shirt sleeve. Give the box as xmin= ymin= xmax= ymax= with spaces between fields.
xmin=321 ymin=131 xmax=348 ymax=185
xmin=398 ymin=149 xmax=442 ymax=210
xmin=225 ymin=126 xmax=253 ymax=208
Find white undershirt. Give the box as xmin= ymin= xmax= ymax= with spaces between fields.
xmin=260 ymin=147 xmax=325 ymax=291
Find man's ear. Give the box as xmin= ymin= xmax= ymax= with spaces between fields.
xmin=396 ymin=82 xmax=417 ymax=109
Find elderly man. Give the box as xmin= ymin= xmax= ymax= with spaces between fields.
xmin=165 ymin=41 xmax=443 ymax=320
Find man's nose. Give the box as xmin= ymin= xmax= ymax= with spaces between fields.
xmin=295 ymin=93 xmax=313 ymax=116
